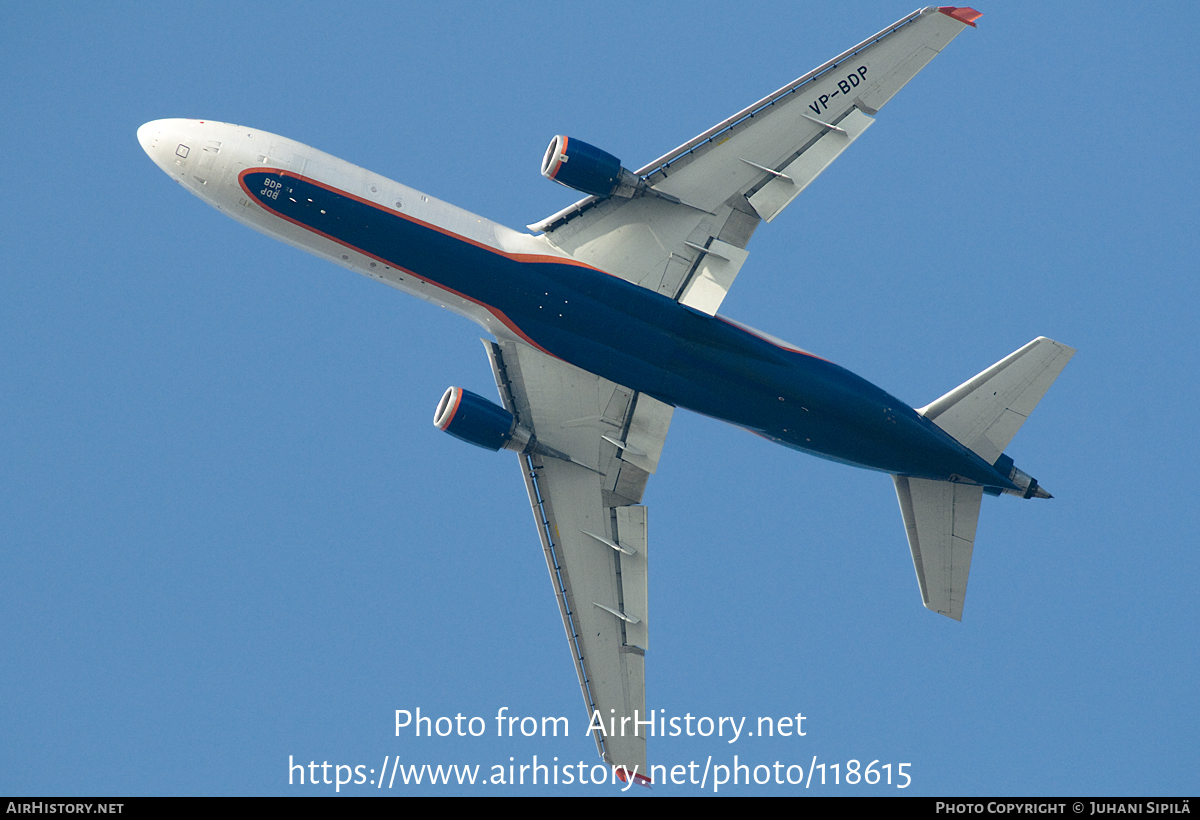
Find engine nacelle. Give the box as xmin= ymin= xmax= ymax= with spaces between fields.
xmin=541 ymin=135 xmax=640 ymax=199
xmin=433 ymin=386 xmax=533 ymax=453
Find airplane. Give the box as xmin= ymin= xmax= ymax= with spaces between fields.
xmin=137 ymin=6 xmax=1073 ymax=785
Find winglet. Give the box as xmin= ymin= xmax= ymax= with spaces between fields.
xmin=615 ymin=767 xmax=653 ymax=788
xmin=938 ymin=7 xmax=982 ymax=27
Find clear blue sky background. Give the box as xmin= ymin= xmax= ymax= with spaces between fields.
xmin=3 ymin=2 xmax=1196 ymax=796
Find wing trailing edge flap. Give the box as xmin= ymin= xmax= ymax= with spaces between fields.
xmin=893 ymin=475 xmax=983 ymax=621
xmin=484 ymin=339 xmax=671 ymax=776
xmin=533 ymin=7 xmax=976 ymax=316
xmin=746 ymin=109 xmax=874 ymax=223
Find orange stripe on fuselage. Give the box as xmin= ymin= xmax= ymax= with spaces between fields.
xmin=237 ymin=168 xmax=605 ymax=357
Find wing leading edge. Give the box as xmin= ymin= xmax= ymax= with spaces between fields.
xmin=485 ymin=339 xmax=672 ymax=780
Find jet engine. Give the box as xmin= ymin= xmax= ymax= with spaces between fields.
xmin=433 ymin=386 xmax=534 ymax=453
xmin=540 ymin=135 xmax=641 ymax=198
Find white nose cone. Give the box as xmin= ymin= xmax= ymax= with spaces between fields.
xmin=136 ymin=119 xmax=175 ymax=174
xmin=137 ymin=118 xmax=208 ymax=175
xmin=136 ymin=120 xmax=156 ymax=155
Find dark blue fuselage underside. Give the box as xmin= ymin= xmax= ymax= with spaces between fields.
xmin=246 ymin=171 xmax=1008 ymax=487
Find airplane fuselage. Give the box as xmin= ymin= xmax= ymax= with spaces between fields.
xmin=139 ymin=119 xmax=1012 ymax=490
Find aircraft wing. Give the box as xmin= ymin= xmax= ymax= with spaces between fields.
xmin=530 ymin=6 xmax=981 ymax=316
xmin=484 ymin=339 xmax=673 ymax=781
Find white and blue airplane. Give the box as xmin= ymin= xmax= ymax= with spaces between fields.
xmin=139 ymin=6 xmax=1072 ymax=783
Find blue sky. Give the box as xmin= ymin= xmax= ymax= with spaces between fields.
xmin=3 ymin=1 xmax=1196 ymax=796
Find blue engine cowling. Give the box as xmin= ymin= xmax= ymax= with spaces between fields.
xmin=434 ymin=386 xmax=530 ymax=452
xmin=541 ymin=135 xmax=638 ymax=198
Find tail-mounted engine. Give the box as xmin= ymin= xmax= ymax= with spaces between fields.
xmin=540 ymin=135 xmax=642 ymax=199
xmin=433 ymin=386 xmax=534 ymax=453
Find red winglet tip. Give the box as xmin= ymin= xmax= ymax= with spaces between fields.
xmin=614 ymin=768 xmax=653 ymax=788
xmin=938 ymin=6 xmax=983 ymax=27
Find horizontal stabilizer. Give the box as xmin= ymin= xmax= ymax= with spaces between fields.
xmin=918 ymin=337 xmax=1075 ymax=465
xmin=893 ymin=476 xmax=983 ymax=620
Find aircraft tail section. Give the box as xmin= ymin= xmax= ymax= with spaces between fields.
xmin=896 ymin=337 xmax=1075 ymax=620
xmin=893 ymin=476 xmax=983 ymax=621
